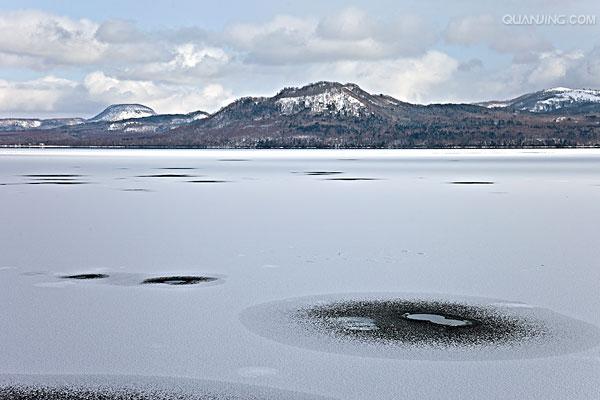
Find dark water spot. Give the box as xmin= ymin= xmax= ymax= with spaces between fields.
xmin=30 ymin=178 xmax=79 ymax=181
xmin=326 ymin=177 xmax=379 ymax=181
xmin=23 ymin=174 xmax=83 ymax=178
xmin=137 ymin=174 xmax=194 ymax=178
xmin=303 ymin=171 xmax=343 ymax=176
xmin=158 ymin=167 xmax=197 ymax=170
xmin=121 ymin=188 xmax=152 ymax=192
xmin=28 ymin=181 xmax=89 ymax=185
xmin=142 ymin=276 xmax=218 ymax=285
xmin=302 ymin=299 xmax=543 ymax=346
xmin=187 ymin=180 xmax=228 ymax=183
xmin=450 ymin=181 xmax=495 ymax=185
xmin=218 ymin=159 xmax=249 ymax=162
xmin=62 ymin=273 xmax=108 ymax=280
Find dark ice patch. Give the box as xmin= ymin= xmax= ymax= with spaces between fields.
xmin=187 ymin=180 xmax=228 ymax=183
xmin=240 ymin=293 xmax=600 ymax=361
xmin=450 ymin=181 xmax=495 ymax=185
xmin=137 ymin=174 xmax=194 ymax=178
xmin=303 ymin=299 xmax=537 ymax=347
xmin=325 ymin=177 xmax=379 ymax=181
xmin=302 ymin=171 xmax=344 ymax=176
xmin=61 ymin=274 xmax=109 ymax=280
xmin=141 ymin=276 xmax=218 ymax=285
xmin=0 ymin=374 xmax=334 ymax=400
xmin=22 ymin=174 xmax=83 ymax=178
xmin=27 ymin=181 xmax=89 ymax=185
xmin=158 ymin=167 xmax=197 ymax=170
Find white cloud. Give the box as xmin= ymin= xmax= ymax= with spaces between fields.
xmin=528 ymin=50 xmax=584 ymax=86
xmin=0 ymin=72 xmax=234 ymax=118
xmin=225 ymin=8 xmax=436 ymax=64
xmin=316 ymin=7 xmax=374 ymax=40
xmin=95 ymin=19 xmax=145 ymax=44
xmin=83 ymin=71 xmax=233 ymax=114
xmin=445 ymin=14 xmax=552 ymax=58
xmin=0 ymin=10 xmax=105 ymax=67
xmin=123 ymin=43 xmax=232 ymax=83
xmin=313 ymin=51 xmax=459 ymax=103
xmin=0 ymin=76 xmax=79 ymax=112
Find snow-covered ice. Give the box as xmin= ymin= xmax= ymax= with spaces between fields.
xmin=1 ymin=149 xmax=600 ymax=400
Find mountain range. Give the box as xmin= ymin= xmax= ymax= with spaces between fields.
xmin=1 ymin=82 xmax=600 ymax=148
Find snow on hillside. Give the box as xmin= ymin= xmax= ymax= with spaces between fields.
xmin=531 ymin=88 xmax=600 ymax=112
xmin=0 ymin=119 xmax=42 ymax=130
xmin=482 ymin=102 xmax=510 ymax=109
xmin=89 ymin=104 xmax=156 ymax=122
xmin=276 ymin=90 xmax=366 ymax=117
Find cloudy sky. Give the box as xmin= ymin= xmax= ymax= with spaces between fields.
xmin=1 ymin=0 xmax=600 ymax=118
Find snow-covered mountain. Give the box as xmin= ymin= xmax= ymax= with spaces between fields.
xmin=477 ymin=87 xmax=600 ymax=114
xmin=273 ymin=82 xmax=411 ymax=117
xmin=107 ymin=110 xmax=210 ymax=133
xmin=88 ymin=104 xmax=156 ymax=122
xmin=205 ymin=81 xmax=413 ymax=131
xmin=0 ymin=118 xmax=84 ymax=131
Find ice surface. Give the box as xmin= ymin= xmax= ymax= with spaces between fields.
xmin=1 ymin=149 xmax=600 ymax=400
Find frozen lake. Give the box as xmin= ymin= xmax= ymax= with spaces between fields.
xmin=1 ymin=148 xmax=599 ymax=399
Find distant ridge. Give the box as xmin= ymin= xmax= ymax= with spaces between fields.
xmin=1 ymin=81 xmax=600 ymax=148
xmin=475 ymin=87 xmax=600 ymax=114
